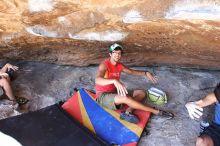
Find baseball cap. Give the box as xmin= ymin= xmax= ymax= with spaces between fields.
xmin=109 ymin=43 xmax=123 ymax=52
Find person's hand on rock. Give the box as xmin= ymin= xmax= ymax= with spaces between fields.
xmin=185 ymin=102 xmax=203 ymax=119
xmin=145 ymin=72 xmax=158 ymax=84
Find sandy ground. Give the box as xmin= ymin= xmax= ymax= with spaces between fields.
xmin=0 ymin=61 xmax=220 ymax=146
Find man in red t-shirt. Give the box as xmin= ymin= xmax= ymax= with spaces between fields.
xmin=95 ymin=43 xmax=173 ymax=123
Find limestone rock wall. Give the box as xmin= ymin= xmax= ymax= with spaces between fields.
xmin=0 ymin=0 xmax=220 ymax=69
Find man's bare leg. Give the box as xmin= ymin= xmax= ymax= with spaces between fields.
xmin=126 ymin=89 xmax=146 ymax=113
xmin=0 ymin=78 xmax=15 ymax=100
xmin=196 ymin=135 xmax=214 ymax=146
xmin=114 ymin=94 xmax=159 ymax=114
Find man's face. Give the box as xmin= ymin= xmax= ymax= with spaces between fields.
xmin=109 ymin=50 xmax=122 ymax=62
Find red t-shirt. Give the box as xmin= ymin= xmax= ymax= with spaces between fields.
xmin=95 ymin=59 xmax=123 ymax=99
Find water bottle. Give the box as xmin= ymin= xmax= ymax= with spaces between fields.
xmin=200 ymin=120 xmax=209 ymax=133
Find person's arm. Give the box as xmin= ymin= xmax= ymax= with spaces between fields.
xmin=0 ymin=63 xmax=17 ymax=78
xmin=0 ymin=63 xmax=18 ymax=73
xmin=185 ymin=93 xmax=217 ymax=119
xmin=195 ymin=93 xmax=217 ymax=108
xmin=95 ymin=63 xmax=127 ymax=96
xmin=122 ymin=65 xmax=157 ymax=83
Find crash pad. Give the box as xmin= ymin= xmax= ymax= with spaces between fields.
xmin=62 ymin=88 xmax=151 ymax=146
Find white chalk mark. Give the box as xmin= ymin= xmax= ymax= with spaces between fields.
xmin=28 ymin=0 xmax=56 ymax=12
xmin=123 ymin=10 xmax=144 ymax=23
xmin=166 ymin=0 xmax=220 ymax=20
xmin=68 ymin=31 xmax=128 ymax=41
xmin=26 ymin=26 xmax=58 ymax=37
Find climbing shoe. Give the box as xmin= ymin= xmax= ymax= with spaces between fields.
xmin=120 ymin=112 xmax=139 ymax=124
xmin=158 ymin=110 xmax=174 ymax=120
xmin=16 ymin=97 xmax=29 ymax=105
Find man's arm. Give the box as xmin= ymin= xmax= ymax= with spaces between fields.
xmin=122 ymin=65 xmax=157 ymax=83
xmin=195 ymin=93 xmax=217 ymax=108
xmin=95 ymin=63 xmax=127 ymax=96
xmin=0 ymin=63 xmax=18 ymax=78
xmin=0 ymin=63 xmax=18 ymax=73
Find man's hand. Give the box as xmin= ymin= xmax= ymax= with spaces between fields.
xmin=146 ymin=72 xmax=158 ymax=84
xmin=113 ymin=79 xmax=128 ymax=96
xmin=185 ymin=102 xmax=203 ymax=119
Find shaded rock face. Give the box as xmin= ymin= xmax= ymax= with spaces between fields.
xmin=0 ymin=61 xmax=220 ymax=146
xmin=0 ymin=0 xmax=220 ymax=69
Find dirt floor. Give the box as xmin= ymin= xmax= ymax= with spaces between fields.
xmin=0 ymin=61 xmax=220 ymax=146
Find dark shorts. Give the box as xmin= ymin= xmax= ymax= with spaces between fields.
xmin=200 ymin=122 xmax=220 ymax=146
xmin=96 ymin=90 xmax=134 ymax=110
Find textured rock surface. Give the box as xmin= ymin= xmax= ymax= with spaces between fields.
xmin=0 ymin=61 xmax=220 ymax=145
xmin=0 ymin=0 xmax=220 ymax=69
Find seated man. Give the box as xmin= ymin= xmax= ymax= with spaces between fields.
xmin=95 ymin=43 xmax=174 ymax=124
xmin=185 ymin=83 xmax=220 ymax=146
xmin=0 ymin=63 xmax=28 ymax=105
